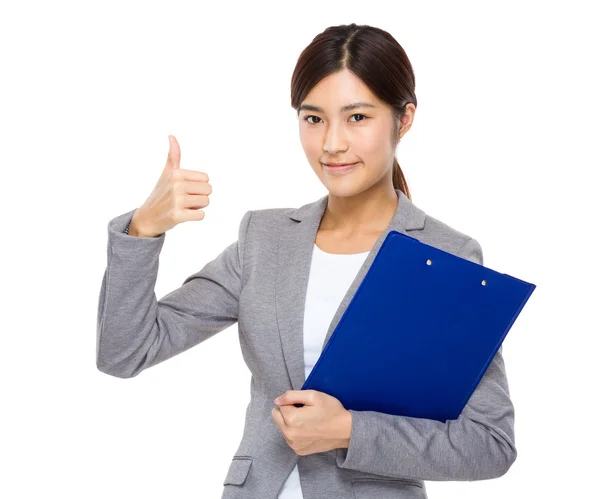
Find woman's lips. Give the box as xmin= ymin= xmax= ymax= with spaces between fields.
xmin=323 ymin=162 xmax=359 ymax=174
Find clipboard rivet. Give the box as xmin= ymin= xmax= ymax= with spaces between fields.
xmin=481 ymin=280 xmax=487 ymax=286
xmin=426 ymin=259 xmax=432 ymax=265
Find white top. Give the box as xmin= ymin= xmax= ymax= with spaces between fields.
xmin=277 ymin=243 xmax=370 ymax=498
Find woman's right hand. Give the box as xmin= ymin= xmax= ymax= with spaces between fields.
xmin=129 ymin=135 xmax=212 ymax=238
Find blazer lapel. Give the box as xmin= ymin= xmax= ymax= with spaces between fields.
xmin=275 ymin=188 xmax=426 ymax=391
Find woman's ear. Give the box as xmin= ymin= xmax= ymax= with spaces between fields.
xmin=398 ymin=104 xmax=416 ymax=141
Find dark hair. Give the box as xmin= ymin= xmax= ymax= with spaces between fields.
xmin=290 ymin=23 xmax=417 ymax=201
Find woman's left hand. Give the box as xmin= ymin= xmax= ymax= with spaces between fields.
xmin=271 ymin=390 xmax=352 ymax=456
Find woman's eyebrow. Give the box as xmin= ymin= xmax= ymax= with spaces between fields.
xmin=298 ymin=102 xmax=377 ymax=113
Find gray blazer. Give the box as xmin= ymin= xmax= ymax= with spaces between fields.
xmin=97 ymin=189 xmax=517 ymax=499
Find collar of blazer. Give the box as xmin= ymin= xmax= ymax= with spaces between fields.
xmin=276 ymin=188 xmax=427 ymax=391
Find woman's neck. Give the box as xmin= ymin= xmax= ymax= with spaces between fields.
xmin=320 ymin=186 xmax=399 ymax=235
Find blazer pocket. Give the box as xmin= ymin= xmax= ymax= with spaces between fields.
xmin=352 ymin=477 xmax=426 ymax=499
xmin=223 ymin=456 xmax=253 ymax=486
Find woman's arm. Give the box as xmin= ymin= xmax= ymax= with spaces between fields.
xmin=96 ymin=208 xmax=253 ymax=378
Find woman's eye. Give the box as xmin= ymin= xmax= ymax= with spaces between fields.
xmin=304 ymin=115 xmax=322 ymax=124
xmin=303 ymin=114 xmax=367 ymax=124
xmin=349 ymin=113 xmax=367 ymax=122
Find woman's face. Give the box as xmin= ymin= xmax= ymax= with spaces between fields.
xmin=298 ymin=69 xmax=411 ymax=198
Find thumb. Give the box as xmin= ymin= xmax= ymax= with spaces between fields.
xmin=275 ymin=390 xmax=313 ymax=406
xmin=164 ymin=134 xmax=181 ymax=170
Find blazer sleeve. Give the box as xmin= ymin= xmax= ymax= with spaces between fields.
xmin=335 ymin=237 xmax=518 ymax=481
xmin=96 ymin=208 xmax=253 ymax=379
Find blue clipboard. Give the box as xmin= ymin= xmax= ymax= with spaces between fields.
xmin=301 ymin=230 xmax=536 ymax=422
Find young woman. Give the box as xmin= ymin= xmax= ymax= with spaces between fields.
xmin=97 ymin=23 xmax=516 ymax=499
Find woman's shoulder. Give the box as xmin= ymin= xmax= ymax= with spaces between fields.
xmin=244 ymin=206 xmax=297 ymax=232
xmin=244 ymin=195 xmax=326 ymax=230
xmin=407 ymin=197 xmax=480 ymax=258
xmin=414 ymin=207 xmax=483 ymax=264
xmin=422 ymin=211 xmax=475 ymax=244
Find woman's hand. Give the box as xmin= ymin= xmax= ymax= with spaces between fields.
xmin=130 ymin=135 xmax=212 ymax=238
xmin=271 ymin=390 xmax=352 ymax=456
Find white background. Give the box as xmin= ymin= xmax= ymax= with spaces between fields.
xmin=1 ymin=0 xmax=598 ymax=497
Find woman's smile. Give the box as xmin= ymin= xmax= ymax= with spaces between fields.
xmin=323 ymin=162 xmax=360 ymax=175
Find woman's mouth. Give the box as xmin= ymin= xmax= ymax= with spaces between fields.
xmin=323 ymin=162 xmax=359 ymax=174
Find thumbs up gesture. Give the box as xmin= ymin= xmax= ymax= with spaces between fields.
xmin=129 ymin=135 xmax=212 ymax=237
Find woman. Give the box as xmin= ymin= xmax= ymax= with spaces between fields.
xmin=97 ymin=23 xmax=516 ymax=499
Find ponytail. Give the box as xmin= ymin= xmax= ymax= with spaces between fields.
xmin=392 ymin=157 xmax=411 ymax=201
